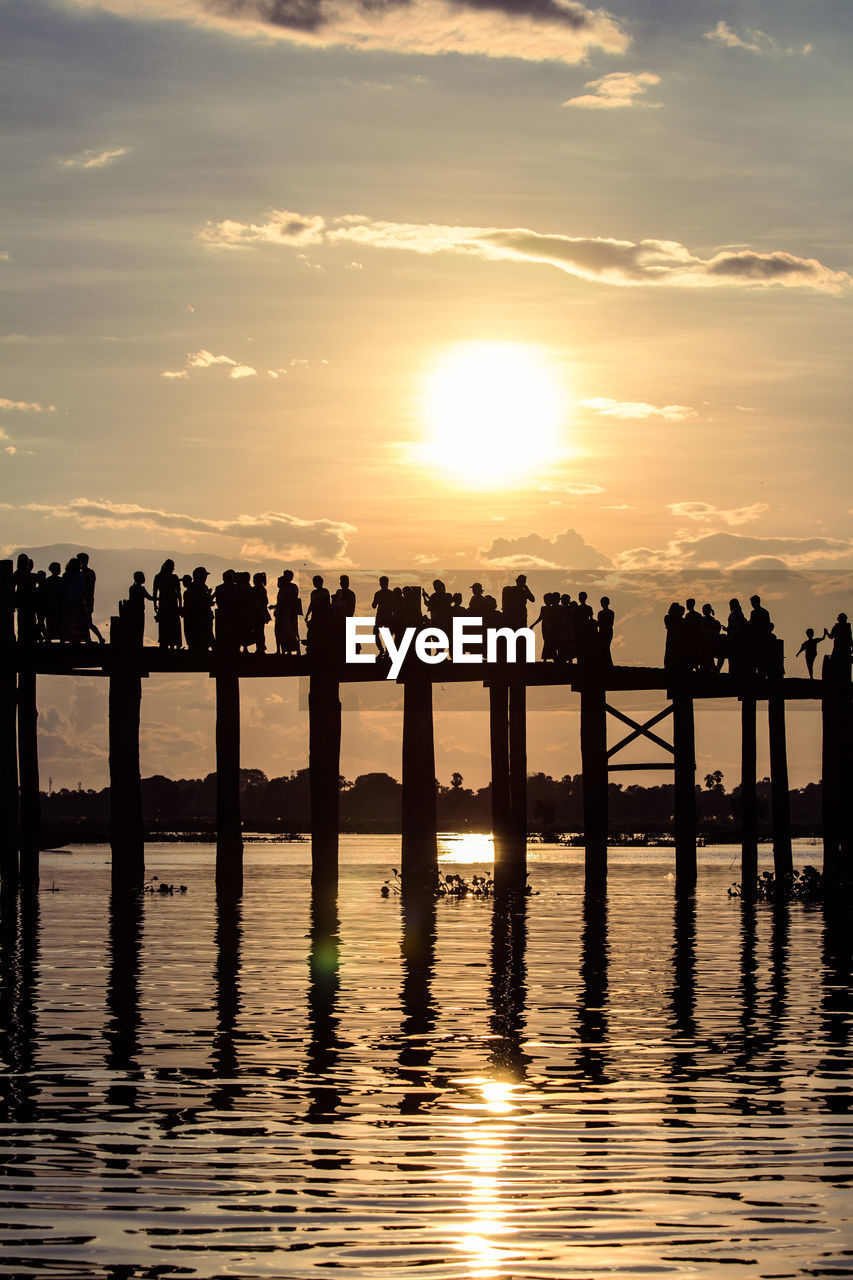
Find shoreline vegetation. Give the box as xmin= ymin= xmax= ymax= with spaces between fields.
xmin=39 ymin=767 xmax=826 ymax=848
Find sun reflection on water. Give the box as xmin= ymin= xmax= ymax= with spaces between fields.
xmin=438 ymin=833 xmax=495 ymax=864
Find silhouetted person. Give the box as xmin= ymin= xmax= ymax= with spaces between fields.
xmin=60 ymin=557 xmax=90 ymax=644
xmin=126 ymin=571 xmax=153 ymax=647
xmin=796 ymin=627 xmax=825 ymax=679
xmin=236 ymin=571 xmax=254 ymax=652
xmin=531 ymin=592 xmax=560 ymax=661
xmin=597 ymin=596 xmax=614 ymax=665
xmin=726 ymin=598 xmax=749 ymax=676
xmin=558 ymin=594 xmax=576 ymax=663
xmin=251 ymin=572 xmax=270 ymax=652
xmin=33 ymin=569 xmax=46 ymax=641
xmin=274 ymin=569 xmax=301 ymax=655
xmin=13 ymin=553 xmax=36 ymax=644
xmin=699 ymin=603 xmax=722 ymax=674
xmin=76 ymin=552 xmax=105 ymax=644
xmin=502 ymin=574 xmax=535 ymax=629
xmin=423 ymin=579 xmax=452 ymax=631
xmin=40 ymin=562 xmax=63 ymax=643
xmin=825 ymin=613 xmax=852 ymax=681
xmin=214 ymin=570 xmax=240 ymax=654
xmin=153 ymin=559 xmax=182 ymax=650
xmin=371 ymin=575 xmax=394 ymax=657
xmin=749 ymin=594 xmax=774 ymax=676
xmin=682 ymin=598 xmax=702 ymax=672
xmin=576 ymin=590 xmax=596 ymax=664
xmin=305 ymin=574 xmax=333 ymax=656
xmin=183 ymin=567 xmax=214 ymax=653
xmin=467 ymin=582 xmax=485 ymax=616
xmin=664 ymin=602 xmax=684 ymax=673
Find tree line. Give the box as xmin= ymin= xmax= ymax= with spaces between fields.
xmin=40 ymin=767 xmax=824 ymax=844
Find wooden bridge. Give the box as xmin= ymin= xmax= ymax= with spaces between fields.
xmin=2 ymin=608 xmax=851 ymax=899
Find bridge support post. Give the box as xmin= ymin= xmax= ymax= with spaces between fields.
xmin=672 ymin=693 xmax=696 ymax=892
xmin=109 ymin=615 xmax=144 ymax=891
xmin=309 ymin=671 xmax=341 ymax=901
xmin=215 ymin=666 xmax=243 ymax=895
xmin=401 ymin=674 xmax=437 ymax=891
xmin=17 ymin=665 xmax=39 ymax=888
xmin=0 ymin=563 xmax=18 ymax=887
xmin=768 ymin=694 xmax=793 ymax=882
xmin=489 ymin=682 xmax=510 ymax=840
xmin=581 ymin=684 xmax=608 ymax=896
xmin=508 ymin=679 xmax=527 ymax=846
xmin=740 ymin=694 xmax=758 ymax=894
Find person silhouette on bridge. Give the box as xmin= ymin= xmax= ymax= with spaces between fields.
xmin=252 ymin=572 xmax=270 ymax=653
xmin=502 ymin=574 xmax=535 ymax=629
xmin=597 ymin=597 xmax=615 ymax=666
xmin=371 ymin=576 xmax=394 ymax=658
xmin=60 ymin=558 xmax=90 ymax=645
xmin=305 ymin=574 xmax=333 ymax=656
xmin=824 ymin=613 xmax=852 ymax=681
xmin=274 ymin=570 xmax=301 ymax=655
xmin=153 ymin=559 xmax=182 ymax=650
xmin=748 ymin=594 xmax=774 ymax=676
xmin=214 ymin=570 xmax=240 ymax=654
xmin=13 ymin=553 xmax=37 ymax=644
xmin=41 ymin=561 xmax=64 ymax=643
xmin=796 ymin=627 xmax=825 ymax=679
xmin=726 ymin=599 xmax=749 ymax=676
xmin=183 ymin=567 xmax=214 ymax=654
xmin=76 ymin=552 xmax=105 ymax=645
xmin=423 ymin=579 xmax=452 ymax=632
xmin=126 ymin=571 xmax=154 ymax=647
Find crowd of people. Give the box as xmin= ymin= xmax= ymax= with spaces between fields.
xmin=5 ymin=553 xmax=852 ymax=679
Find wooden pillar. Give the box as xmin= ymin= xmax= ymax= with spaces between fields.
xmin=309 ymin=670 xmax=341 ymax=900
xmin=740 ymin=695 xmax=758 ymax=893
xmin=109 ymin=616 xmax=145 ymax=891
xmin=508 ymin=679 xmax=527 ymax=845
xmin=768 ymin=694 xmax=793 ymax=882
xmin=0 ymin=561 xmax=17 ymax=885
xmin=580 ymin=684 xmax=608 ymax=896
xmin=17 ymin=665 xmax=39 ymax=888
xmin=401 ymin=675 xmax=437 ymax=891
xmin=822 ymin=680 xmax=853 ymax=888
xmin=489 ymin=681 xmax=510 ymax=840
xmin=215 ymin=667 xmax=243 ymax=895
xmin=672 ymin=693 xmax=696 ymax=891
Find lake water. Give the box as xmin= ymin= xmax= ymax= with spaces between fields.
xmin=0 ymin=836 xmax=851 ymax=1279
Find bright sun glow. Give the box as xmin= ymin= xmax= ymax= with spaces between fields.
xmin=418 ymin=342 xmax=564 ymax=486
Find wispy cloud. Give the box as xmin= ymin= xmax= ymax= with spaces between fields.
xmin=581 ymin=398 xmax=696 ymax=420
xmin=59 ymin=0 xmax=629 ymax=64
xmin=617 ymin=531 xmax=850 ymax=571
xmin=22 ymin=498 xmax=355 ymax=562
xmin=59 ymin=146 xmax=129 ymax=170
xmin=563 ymin=70 xmax=660 ymax=110
xmin=704 ymin=21 xmax=812 ymax=57
xmin=162 ymin=349 xmax=257 ymax=380
xmin=0 ymin=397 xmax=57 ymax=413
xmin=201 ymin=209 xmax=852 ymax=293
xmin=667 ymin=501 xmax=768 ymax=526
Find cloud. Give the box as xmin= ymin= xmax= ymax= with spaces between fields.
xmin=617 ymin=530 xmax=852 ymax=571
xmin=0 ymin=397 xmax=57 ymax=412
xmin=59 ymin=146 xmax=129 ymax=170
xmin=563 ymin=70 xmax=660 ymax=110
xmin=22 ymin=498 xmax=355 ymax=562
xmin=704 ymin=21 xmax=812 ymax=57
xmin=162 ymin=349 xmax=257 ymax=380
xmin=59 ymin=0 xmax=628 ymax=64
xmin=478 ymin=527 xmax=611 ymax=570
xmin=201 ymin=209 xmax=852 ymax=293
xmin=581 ymin=397 xmax=696 ymax=420
xmin=667 ymin=501 xmax=768 ymax=527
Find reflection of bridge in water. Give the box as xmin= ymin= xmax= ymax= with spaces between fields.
xmin=2 ymin=610 xmax=852 ymax=898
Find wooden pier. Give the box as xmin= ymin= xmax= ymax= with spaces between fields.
xmin=2 ymin=620 xmax=851 ymax=897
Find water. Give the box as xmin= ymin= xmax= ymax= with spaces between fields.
xmin=1 ymin=837 xmax=851 ymax=1279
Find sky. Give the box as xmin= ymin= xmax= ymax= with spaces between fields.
xmin=2 ymin=0 xmax=851 ymax=789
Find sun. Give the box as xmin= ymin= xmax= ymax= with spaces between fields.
xmin=417 ymin=342 xmax=565 ymax=486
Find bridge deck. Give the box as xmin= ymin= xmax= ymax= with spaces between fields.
xmin=14 ymin=644 xmax=828 ymax=699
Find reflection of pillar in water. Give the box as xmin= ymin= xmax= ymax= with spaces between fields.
xmin=105 ymin=888 xmax=144 ymax=1112
xmin=577 ymin=889 xmax=609 ymax=1084
xmin=736 ymin=898 xmax=758 ymax=1073
xmin=17 ymin=668 xmax=40 ymax=887
xmin=819 ymin=899 xmax=852 ymax=1115
xmin=306 ymin=886 xmax=342 ymax=1122
xmin=210 ymin=887 xmax=243 ymax=1111
xmin=488 ymin=883 xmax=529 ymax=1082
xmin=0 ymin=888 xmax=40 ymax=1124
xmin=398 ymin=886 xmax=438 ymax=1113
xmin=665 ymin=890 xmax=699 ymax=1113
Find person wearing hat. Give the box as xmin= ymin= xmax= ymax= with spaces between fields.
xmin=467 ymin=582 xmax=485 ymax=617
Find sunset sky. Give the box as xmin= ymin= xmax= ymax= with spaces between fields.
xmin=2 ymin=0 xmax=851 ymax=788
